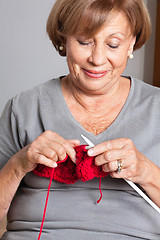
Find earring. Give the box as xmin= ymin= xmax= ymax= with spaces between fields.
xmin=129 ymin=53 xmax=134 ymax=59
xmin=59 ymin=45 xmax=64 ymax=51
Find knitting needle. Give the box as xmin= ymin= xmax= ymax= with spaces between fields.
xmin=125 ymin=179 xmax=160 ymax=213
xmin=81 ymin=134 xmax=160 ymax=214
xmin=81 ymin=134 xmax=95 ymax=149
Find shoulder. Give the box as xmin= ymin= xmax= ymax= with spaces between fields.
xmin=129 ymin=77 xmax=160 ymax=125
xmin=132 ymin=78 xmax=160 ymax=98
xmin=11 ymin=78 xmax=60 ymax=115
xmin=131 ymin=78 xmax=160 ymax=108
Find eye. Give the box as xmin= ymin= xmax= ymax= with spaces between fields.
xmin=108 ymin=44 xmax=119 ymax=49
xmin=78 ymin=40 xmax=91 ymax=46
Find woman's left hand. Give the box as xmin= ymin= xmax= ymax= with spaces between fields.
xmin=87 ymin=138 xmax=151 ymax=186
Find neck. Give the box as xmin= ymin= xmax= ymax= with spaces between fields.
xmin=61 ymin=76 xmax=130 ymax=115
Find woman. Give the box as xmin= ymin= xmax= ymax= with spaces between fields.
xmin=0 ymin=0 xmax=160 ymax=239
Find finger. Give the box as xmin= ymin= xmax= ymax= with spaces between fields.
xmin=52 ymin=139 xmax=80 ymax=162
xmin=110 ymin=168 xmax=133 ymax=180
xmin=27 ymin=148 xmax=58 ymax=169
xmin=87 ymin=138 xmax=129 ymax=157
xmin=36 ymin=153 xmax=58 ymax=168
xmin=68 ymin=139 xmax=80 ymax=147
xmin=95 ymin=149 xmax=126 ymax=166
xmin=48 ymin=141 xmax=68 ymax=162
xmin=61 ymin=140 xmax=78 ymax=163
xmin=102 ymin=160 xmax=119 ymax=173
xmin=34 ymin=139 xmax=66 ymax=162
xmin=102 ymin=159 xmax=126 ymax=173
xmin=37 ymin=145 xmax=58 ymax=161
xmin=42 ymin=131 xmax=79 ymax=163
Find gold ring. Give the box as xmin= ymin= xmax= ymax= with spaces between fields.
xmin=117 ymin=160 xmax=123 ymax=173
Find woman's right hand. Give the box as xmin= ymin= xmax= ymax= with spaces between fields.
xmin=13 ymin=130 xmax=80 ymax=176
xmin=1 ymin=131 xmax=80 ymax=221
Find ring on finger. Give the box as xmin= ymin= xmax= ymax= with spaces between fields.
xmin=117 ymin=159 xmax=123 ymax=173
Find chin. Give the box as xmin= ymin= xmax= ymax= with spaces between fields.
xmin=79 ymin=80 xmax=109 ymax=95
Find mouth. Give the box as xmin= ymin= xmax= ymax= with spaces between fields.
xmin=82 ymin=68 xmax=108 ymax=79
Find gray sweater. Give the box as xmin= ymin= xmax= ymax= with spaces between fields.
xmin=0 ymin=77 xmax=160 ymax=240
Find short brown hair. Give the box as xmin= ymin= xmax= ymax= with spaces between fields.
xmin=47 ymin=0 xmax=151 ymax=56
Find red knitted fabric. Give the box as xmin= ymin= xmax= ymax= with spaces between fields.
xmin=33 ymin=145 xmax=109 ymax=183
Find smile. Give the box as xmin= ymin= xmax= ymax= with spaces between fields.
xmin=82 ymin=69 xmax=108 ymax=79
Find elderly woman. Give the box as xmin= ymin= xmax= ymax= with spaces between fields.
xmin=0 ymin=0 xmax=160 ymax=239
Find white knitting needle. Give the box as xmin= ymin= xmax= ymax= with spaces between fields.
xmin=81 ymin=134 xmax=160 ymax=214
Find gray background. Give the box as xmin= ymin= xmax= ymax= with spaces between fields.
xmin=0 ymin=0 xmax=157 ymax=115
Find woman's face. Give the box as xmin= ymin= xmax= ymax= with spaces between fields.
xmin=65 ymin=11 xmax=136 ymax=94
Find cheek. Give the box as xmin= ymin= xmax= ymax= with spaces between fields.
xmin=66 ymin=42 xmax=84 ymax=65
xmin=109 ymin=50 xmax=128 ymax=70
xmin=66 ymin=52 xmax=82 ymax=78
xmin=66 ymin=47 xmax=87 ymax=76
xmin=67 ymin=53 xmax=77 ymax=67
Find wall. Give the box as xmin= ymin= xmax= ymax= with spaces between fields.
xmin=144 ymin=0 xmax=158 ymax=85
xmin=123 ymin=0 xmax=157 ymax=85
xmin=0 ymin=0 xmax=157 ymax=115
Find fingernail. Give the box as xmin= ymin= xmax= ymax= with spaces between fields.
xmin=72 ymin=156 xmax=77 ymax=163
xmin=53 ymin=162 xmax=57 ymax=168
xmin=88 ymin=149 xmax=94 ymax=156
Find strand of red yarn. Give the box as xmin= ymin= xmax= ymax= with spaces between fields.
xmin=97 ymin=177 xmax=103 ymax=203
xmin=38 ymin=168 xmax=54 ymax=240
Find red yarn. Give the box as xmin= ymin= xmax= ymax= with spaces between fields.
xmin=33 ymin=145 xmax=109 ymax=240
xmin=37 ymin=168 xmax=54 ymax=240
xmin=97 ymin=177 xmax=103 ymax=203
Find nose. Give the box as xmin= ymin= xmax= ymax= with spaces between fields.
xmin=88 ymin=44 xmax=107 ymax=66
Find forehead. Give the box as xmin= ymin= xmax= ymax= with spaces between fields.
xmin=100 ymin=12 xmax=131 ymax=36
xmin=76 ymin=11 xmax=132 ymax=39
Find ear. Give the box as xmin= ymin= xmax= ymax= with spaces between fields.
xmin=127 ymin=36 xmax=136 ymax=56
